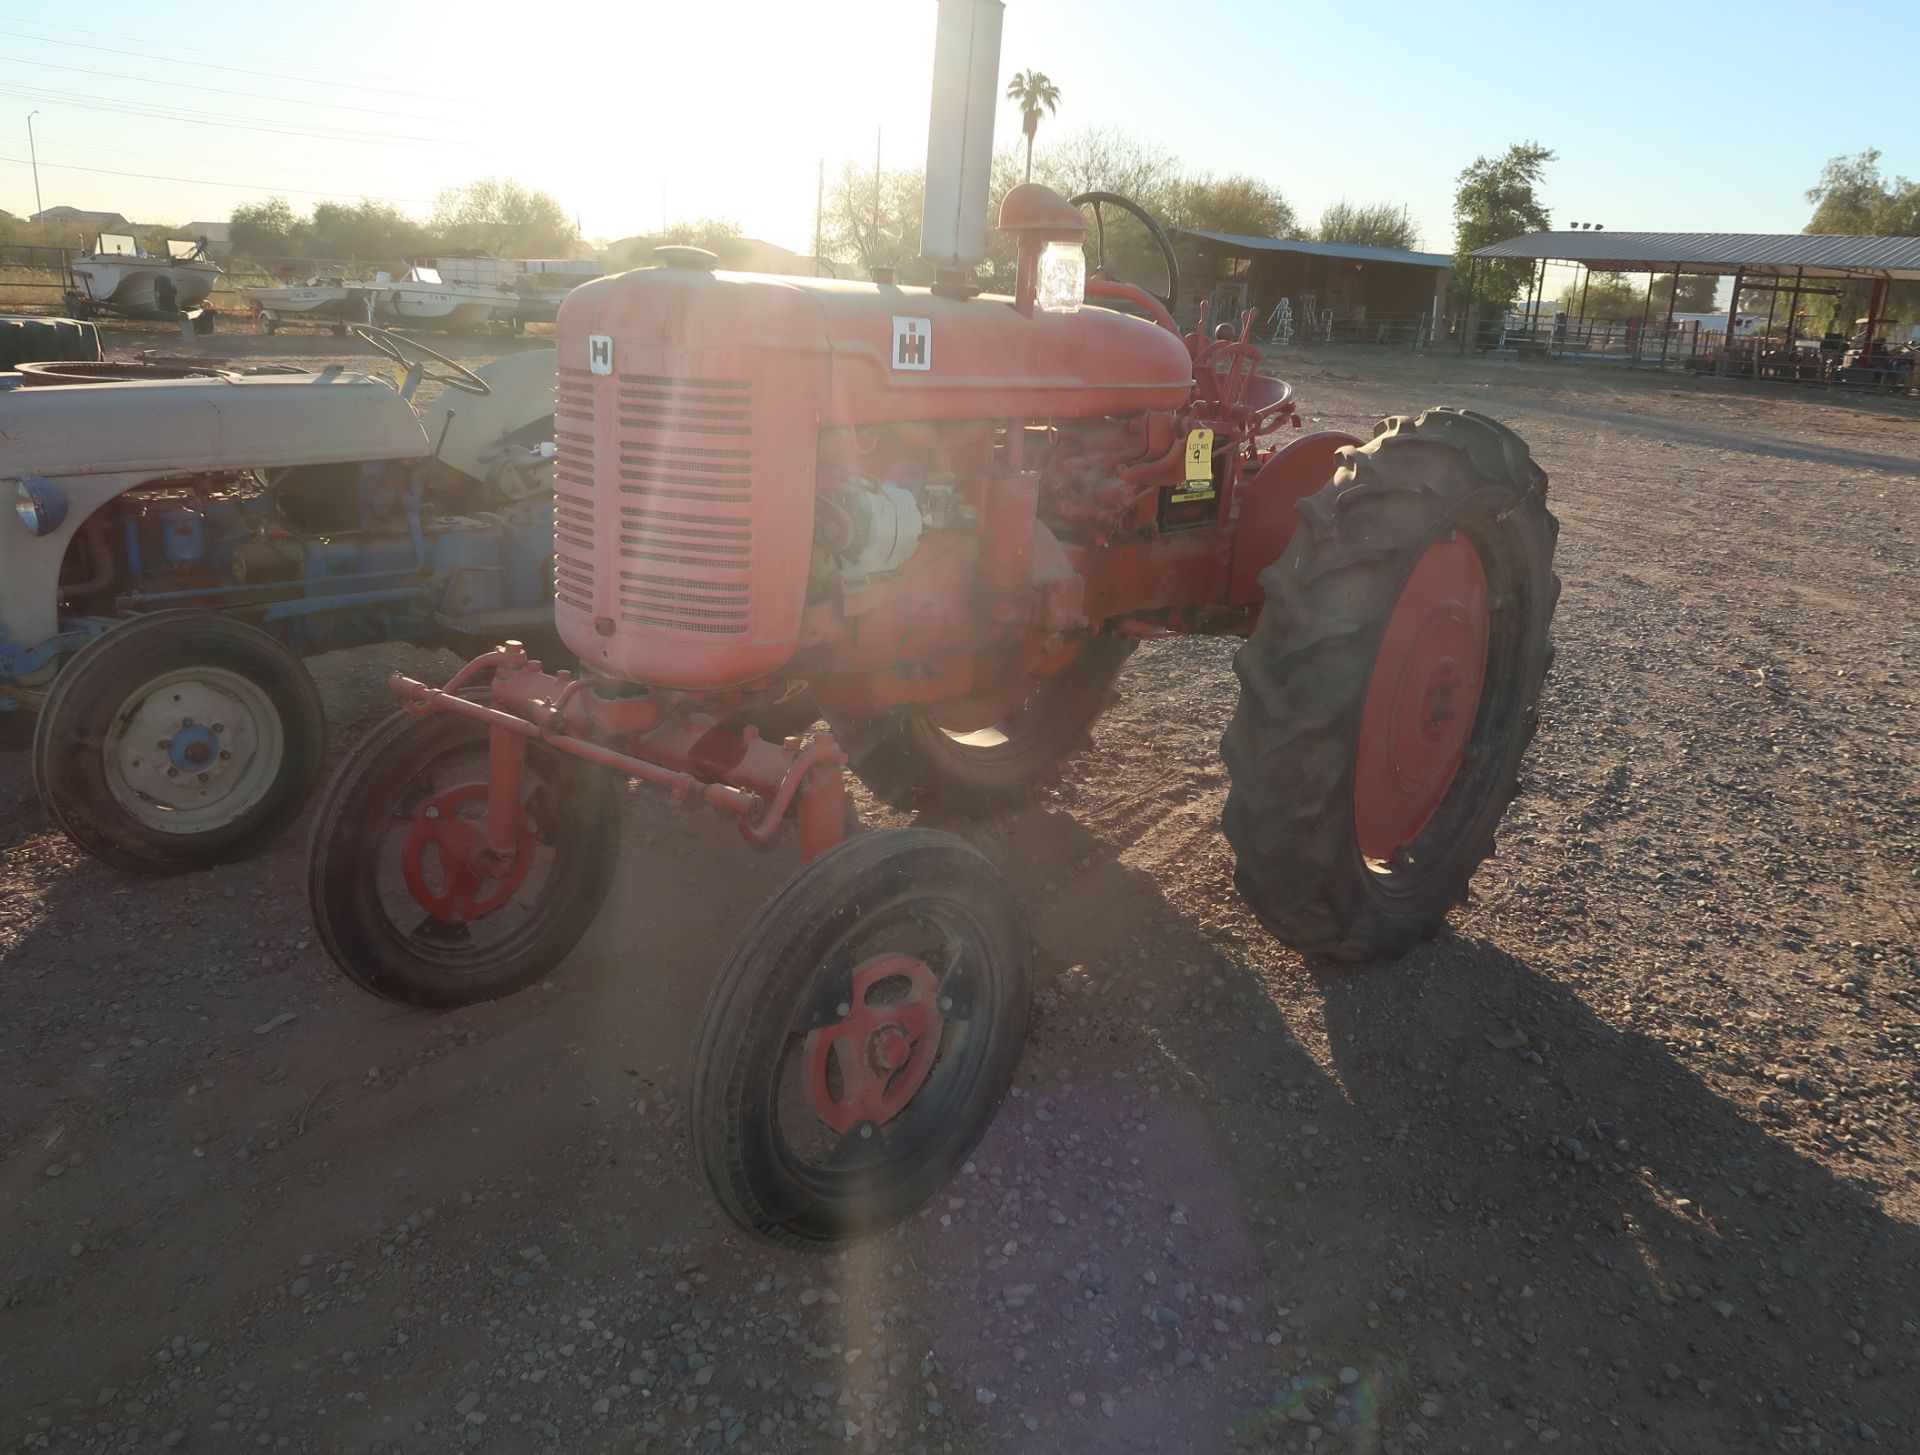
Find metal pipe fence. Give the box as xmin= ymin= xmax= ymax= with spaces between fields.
xmin=0 ymin=247 xmax=417 ymax=317
xmin=1185 ymin=300 xmax=1449 ymax=350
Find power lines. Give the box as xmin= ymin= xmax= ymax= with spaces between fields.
xmin=0 ymin=9 xmax=524 ymax=218
xmin=0 ymin=81 xmax=471 ymax=149
xmin=31 ymin=135 xmax=438 ymax=183
xmin=0 ymin=14 xmax=465 ymax=102
xmin=2 ymin=52 xmax=467 ymax=126
xmin=0 ymin=154 xmax=438 ymax=206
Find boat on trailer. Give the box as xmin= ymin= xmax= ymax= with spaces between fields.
xmin=433 ymin=256 xmax=605 ymax=329
xmin=67 ymin=235 xmax=220 ymax=319
xmin=372 ymin=266 xmax=512 ymax=333
xmin=241 ymin=279 xmax=380 ymax=335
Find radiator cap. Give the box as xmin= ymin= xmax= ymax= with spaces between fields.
xmin=654 ymin=245 xmax=719 ymax=271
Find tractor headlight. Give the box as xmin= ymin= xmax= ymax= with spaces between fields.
xmin=1036 ymin=240 xmax=1085 ymax=314
xmin=13 ymin=476 xmax=70 ymax=537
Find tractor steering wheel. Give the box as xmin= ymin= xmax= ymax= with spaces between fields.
xmin=350 ymin=324 xmax=491 ymax=396
xmin=1069 ymin=190 xmax=1180 ymax=314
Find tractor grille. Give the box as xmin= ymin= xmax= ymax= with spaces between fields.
xmin=552 ymin=367 xmax=597 ymax=615
xmin=612 ymin=375 xmax=755 ymax=635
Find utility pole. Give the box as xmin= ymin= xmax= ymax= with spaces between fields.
xmin=814 ymin=157 xmax=824 ymax=277
xmin=871 ymin=126 xmax=882 ymax=262
xmin=26 ymin=110 xmax=42 ymax=216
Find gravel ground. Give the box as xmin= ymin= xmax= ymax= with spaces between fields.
xmin=1 ymin=334 xmax=1917 ymax=1454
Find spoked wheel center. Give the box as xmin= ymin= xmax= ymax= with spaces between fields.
xmin=804 ymin=955 xmax=946 ymax=1135
xmin=401 ymin=784 xmax=535 ymax=924
xmin=1355 ymin=535 xmax=1490 ymax=864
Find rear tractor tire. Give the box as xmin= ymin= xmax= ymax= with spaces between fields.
xmin=0 ymin=314 xmax=102 ymax=370
xmin=1220 ymin=408 xmax=1560 ymax=961
xmin=307 ymin=707 xmax=620 ymax=1008
xmin=834 ymin=635 xmax=1135 ymax=813
xmin=33 ymin=611 xmax=326 ymax=874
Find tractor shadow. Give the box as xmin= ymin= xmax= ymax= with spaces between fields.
xmin=1309 ymin=932 xmax=1919 ymax=1450
xmin=903 ymin=801 xmax=1919 ymax=1454
xmin=3 ymin=743 xmax=1915 ymax=1452
xmin=0 ymin=745 xmax=808 ymax=1411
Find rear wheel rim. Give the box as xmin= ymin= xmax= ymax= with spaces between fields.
xmin=925 ymin=647 xmax=1094 ymax=756
xmin=104 ymin=667 xmax=284 ymax=833
xmin=937 ymin=722 xmax=1012 ymax=750
xmin=1354 ymin=535 xmax=1489 ymax=865
xmin=929 ymin=695 xmax=1034 ymax=754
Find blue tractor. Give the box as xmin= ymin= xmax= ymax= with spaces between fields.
xmin=2 ymin=329 xmax=560 ymax=873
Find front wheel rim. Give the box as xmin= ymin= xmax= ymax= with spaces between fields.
xmin=104 ymin=667 xmax=285 ymax=833
xmin=355 ymin=733 xmax=578 ymax=975
xmin=769 ymin=895 xmax=1000 ymax=1203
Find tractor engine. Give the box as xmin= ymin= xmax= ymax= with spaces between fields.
xmin=55 ymin=463 xmax=554 ymax=657
xmin=549 ymin=248 xmax=1195 ymax=708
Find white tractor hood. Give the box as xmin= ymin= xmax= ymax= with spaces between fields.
xmin=3 ymin=372 xmax=430 ymax=480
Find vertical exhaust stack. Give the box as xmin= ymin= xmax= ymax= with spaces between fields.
xmin=920 ymin=0 xmax=1004 ymax=294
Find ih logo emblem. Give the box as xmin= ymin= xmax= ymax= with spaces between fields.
xmin=891 ymin=315 xmax=932 ymax=371
xmin=588 ymin=334 xmax=613 ymax=376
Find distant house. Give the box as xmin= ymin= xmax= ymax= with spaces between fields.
xmin=31 ymin=205 xmax=129 ymax=233
xmin=730 ymin=237 xmax=830 ymax=275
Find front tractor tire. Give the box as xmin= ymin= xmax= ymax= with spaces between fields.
xmin=32 ymin=611 xmax=327 ymax=874
xmin=691 ymin=828 xmax=1032 ymax=1250
xmin=307 ymin=708 xmax=619 ymax=1008
xmin=1221 ymin=408 xmax=1559 ymax=961
xmin=835 ymin=635 xmax=1135 ymax=813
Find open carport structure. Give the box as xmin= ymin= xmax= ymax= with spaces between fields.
xmin=1465 ymin=230 xmax=1920 ymax=379
xmin=1177 ymin=229 xmax=1451 ymax=344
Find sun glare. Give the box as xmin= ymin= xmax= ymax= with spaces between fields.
xmin=470 ymin=2 xmax=940 ymax=246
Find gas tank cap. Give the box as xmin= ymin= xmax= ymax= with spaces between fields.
xmin=654 ymin=245 xmax=719 ymax=271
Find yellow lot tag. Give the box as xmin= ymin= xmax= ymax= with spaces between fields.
xmin=1184 ymin=427 xmax=1214 ymax=481
xmin=1171 ymin=427 xmax=1217 ymax=502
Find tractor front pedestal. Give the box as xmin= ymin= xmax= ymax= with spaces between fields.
xmin=390 ymin=639 xmax=854 ymax=862
xmin=306 ymin=641 xmax=1031 ymax=1251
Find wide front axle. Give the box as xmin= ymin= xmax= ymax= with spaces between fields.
xmin=388 ymin=640 xmax=850 ymax=891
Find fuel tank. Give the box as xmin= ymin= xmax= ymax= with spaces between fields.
xmin=551 ymin=264 xmax=1194 ymax=690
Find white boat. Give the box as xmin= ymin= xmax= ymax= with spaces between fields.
xmin=434 ymin=256 xmax=604 ymax=327
xmin=68 ymin=235 xmax=220 ymax=318
xmin=371 ymin=266 xmax=512 ymax=333
xmin=241 ymin=279 xmax=380 ymax=335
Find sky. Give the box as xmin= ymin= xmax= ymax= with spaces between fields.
xmin=4 ymin=0 xmax=1917 ymax=288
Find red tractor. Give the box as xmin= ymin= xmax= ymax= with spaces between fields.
xmin=307 ymin=5 xmax=1558 ymax=1251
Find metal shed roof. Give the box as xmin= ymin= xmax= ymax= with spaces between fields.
xmin=1469 ymin=230 xmax=1920 ymax=281
xmin=1178 ymin=228 xmax=1452 ymax=270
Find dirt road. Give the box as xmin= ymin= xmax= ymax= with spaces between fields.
xmin=3 ymin=338 xmax=1916 ymax=1454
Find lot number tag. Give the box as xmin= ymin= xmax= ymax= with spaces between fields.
xmin=1171 ymin=427 xmax=1217 ymax=503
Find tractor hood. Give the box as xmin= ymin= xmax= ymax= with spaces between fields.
xmin=555 ymin=265 xmax=1195 ymax=426
xmin=1 ymin=372 xmax=429 ymax=481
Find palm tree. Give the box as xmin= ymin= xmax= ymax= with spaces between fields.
xmin=1005 ymin=70 xmax=1061 ymax=184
